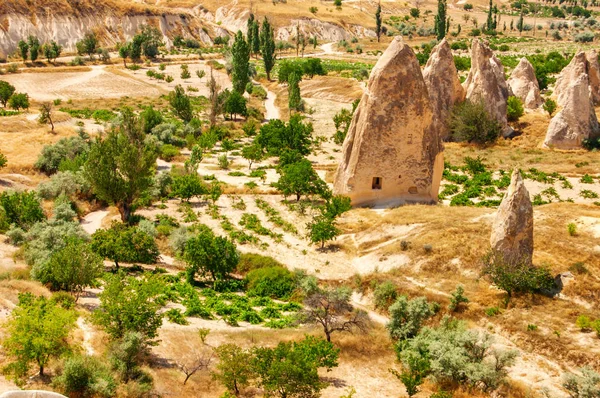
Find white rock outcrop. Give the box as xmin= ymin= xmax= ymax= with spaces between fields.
xmin=423 ymin=38 xmax=466 ymax=140
xmin=463 ymin=39 xmax=513 ymax=137
xmin=490 ymin=169 xmax=533 ymax=264
xmin=507 ymin=58 xmax=542 ymax=109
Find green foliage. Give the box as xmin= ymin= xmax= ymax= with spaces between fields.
xmin=562 ymin=367 xmax=600 ymax=398
xmin=0 ymin=80 xmax=16 ymax=107
xmin=450 ymin=100 xmax=501 ymax=144
xmin=307 ymin=215 xmax=340 ymax=249
xmin=108 ymin=331 xmax=152 ymax=385
xmin=171 ymin=173 xmax=207 ymax=202
xmin=2 ymin=293 xmax=77 ymax=379
xmin=38 ymin=237 xmax=103 ymax=297
xmin=94 ymin=272 xmax=164 ymax=341
xmin=481 ymin=251 xmax=555 ymax=303
xmin=257 ymin=115 xmax=313 ymax=156
xmin=165 ymin=308 xmax=189 ymax=325
xmin=374 ymin=281 xmax=398 ymax=310
xmin=212 ymin=344 xmax=255 ymax=395
xmin=246 ymin=266 xmax=296 ymax=299
xmin=8 ymin=93 xmax=29 ymax=110
xmin=223 ymin=89 xmax=248 ymax=120
xmin=435 ymin=0 xmax=448 ymax=40
xmin=76 ymin=32 xmax=98 ymax=57
xmin=275 ymin=158 xmax=328 ymax=201
xmin=160 ymin=144 xmax=180 ymax=161
xmin=568 ymin=222 xmax=578 ymax=236
xmin=169 ymin=85 xmax=193 ymax=122
xmin=543 ymin=98 xmax=557 ymax=116
xmin=332 ymin=99 xmax=359 ymax=145
xmin=53 ymin=355 xmax=116 ymax=398
xmin=576 ymin=315 xmax=592 ymax=331
xmin=448 ymin=285 xmax=469 ymax=312
xmin=397 ymin=317 xmax=518 ymax=392
xmin=260 ymin=17 xmax=276 ymax=80
xmin=288 ymin=71 xmax=303 ymax=112
xmin=232 ymin=31 xmax=250 ymax=94
xmin=184 ymin=225 xmax=239 ymax=282
xmin=485 ymin=307 xmax=500 ymax=317
xmin=236 ymin=253 xmax=284 ymax=274
xmin=387 ymin=296 xmax=435 ymax=341
xmin=506 ymin=96 xmax=524 ymax=122
xmin=252 ymin=336 xmax=339 ymax=398
xmin=35 ymin=136 xmax=89 ymax=175
xmin=84 ymin=109 xmax=158 ymax=222
xmin=91 ymin=222 xmax=159 ymax=268
xmin=0 ymin=190 xmax=45 ymax=231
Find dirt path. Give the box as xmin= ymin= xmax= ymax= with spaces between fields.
xmin=77 ymin=317 xmax=95 ymax=356
xmin=80 ymin=209 xmax=109 ymax=235
xmin=264 ymin=89 xmax=280 ymax=120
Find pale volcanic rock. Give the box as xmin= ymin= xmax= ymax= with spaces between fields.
xmin=585 ymin=49 xmax=600 ymax=105
xmin=423 ymin=38 xmax=466 ymax=140
xmin=333 ymin=36 xmax=443 ymax=207
xmin=463 ymin=39 xmax=513 ymax=137
xmin=544 ymin=52 xmax=600 ymax=149
xmin=490 ymin=170 xmax=534 ymax=264
xmin=507 ymin=58 xmax=543 ymax=109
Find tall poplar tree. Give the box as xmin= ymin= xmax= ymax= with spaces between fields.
xmin=231 ymin=31 xmax=250 ymax=94
xmin=260 ymin=17 xmax=276 ymax=81
xmin=375 ymin=3 xmax=382 ymax=42
xmin=435 ymin=0 xmax=447 ymax=40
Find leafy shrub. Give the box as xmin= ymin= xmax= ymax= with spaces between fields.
xmin=164 ymin=308 xmax=188 ymax=325
xmin=449 ymin=101 xmax=501 ymax=144
xmin=246 ymin=266 xmax=296 ymax=299
xmin=373 ymin=281 xmax=398 ymax=310
xmin=448 ymin=285 xmax=469 ymax=311
xmin=0 ymin=190 xmax=45 ymax=231
xmin=387 ymin=296 xmax=435 ymax=341
xmin=53 ymin=355 xmax=116 ymax=397
xmin=236 ymin=253 xmax=284 ymax=274
xmin=35 ymin=136 xmax=89 ymax=175
xmin=574 ymin=32 xmax=595 ymax=42
xmin=507 ymin=96 xmax=524 ymax=122
xmin=160 ymin=144 xmax=179 ymax=161
xmin=576 ymin=315 xmax=592 ymax=331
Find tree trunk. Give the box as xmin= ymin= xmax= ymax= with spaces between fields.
xmin=118 ymin=202 xmax=132 ymax=223
xmin=39 ymin=364 xmax=44 ymax=376
xmin=49 ymin=118 xmax=54 ymax=132
xmin=296 ymin=194 xmax=301 ymax=201
xmin=183 ymin=374 xmax=191 ymax=385
xmin=266 ymin=70 xmax=271 ymax=81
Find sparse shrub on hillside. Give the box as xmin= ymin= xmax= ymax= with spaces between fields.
xmin=576 ymin=315 xmax=592 ymax=331
xmin=448 ymin=285 xmax=469 ymax=312
xmin=562 ymin=368 xmax=600 ymax=397
xmin=449 ymin=100 xmax=501 ymax=145
xmin=543 ymin=98 xmax=557 ymax=116
xmin=0 ymin=190 xmax=45 ymax=232
xmin=53 ymin=355 xmax=116 ymax=397
xmin=374 ymin=281 xmax=398 ymax=310
xmin=246 ymin=266 xmax=296 ymax=299
xmin=574 ymin=31 xmax=595 ymax=43
xmin=507 ymin=96 xmax=524 ymax=122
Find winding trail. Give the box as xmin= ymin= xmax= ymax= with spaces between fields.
xmin=77 ymin=317 xmax=95 ymax=356
xmin=264 ymin=89 xmax=280 ymax=120
xmin=80 ymin=209 xmax=109 ymax=235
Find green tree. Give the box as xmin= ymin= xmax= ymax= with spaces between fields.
xmin=241 ymin=143 xmax=265 ymax=169
xmin=288 ymin=71 xmax=302 ymax=113
xmin=251 ymin=20 xmax=261 ymax=57
xmin=223 ymin=89 xmax=248 ymax=120
xmin=387 ymin=296 xmax=435 ymax=341
xmin=257 ymin=114 xmax=313 ymax=156
xmin=253 ymin=336 xmax=340 ymax=398
xmin=486 ymin=0 xmax=495 ymax=31
xmin=247 ymin=13 xmax=255 ymax=47
xmin=140 ymin=105 xmax=163 ymax=134
xmin=94 ymin=272 xmax=164 ymax=341
xmin=0 ymin=190 xmax=45 ymax=231
xmin=53 ymin=355 xmax=116 ymax=397
xmin=3 ymin=293 xmax=76 ymax=379
xmin=0 ymin=81 xmax=16 ymax=107
xmin=231 ymin=31 xmax=250 ymax=94
xmin=171 ymin=173 xmax=206 ymax=202
xmin=169 ymin=85 xmax=194 ymax=122
xmin=449 ymin=100 xmax=501 ymax=145
xmin=77 ymin=32 xmax=98 ymax=58
xmin=27 ymin=36 xmax=40 ymax=62
xmin=137 ymin=24 xmax=163 ymax=58
xmin=389 ymin=353 xmax=430 ymax=397
xmin=275 ymin=158 xmax=327 ymax=201
xmin=481 ymin=251 xmax=555 ymax=305
xmin=38 ymin=102 xmax=54 ymax=132
xmin=435 ymin=0 xmax=447 ymax=40
xmin=507 ymin=96 xmax=524 ymax=122
xmin=543 ymin=98 xmax=557 ymax=116
xmin=41 ymin=238 xmax=103 ymax=299
xmin=8 ymin=93 xmax=29 ymax=110
xmin=260 ymin=17 xmax=276 ymax=81
xmin=118 ymin=42 xmax=130 ymax=67
xmin=42 ymin=41 xmax=61 ymax=63
xmin=207 ymin=180 xmax=222 ymax=205
xmin=308 ymin=216 xmax=340 ymax=249
xmin=184 ymin=225 xmax=239 ymax=282
xmin=517 ymin=11 xmax=524 ymax=34
xmin=18 ymin=40 xmax=29 ymax=61
xmin=84 ymin=109 xmax=158 ymax=222
xmin=108 ymin=331 xmax=152 ymax=383
xmin=212 ymin=344 xmax=255 ymax=395
xmin=333 ymin=99 xmax=359 ymax=145
xmin=91 ymin=222 xmax=159 ymax=268
xmin=376 ymin=3 xmax=383 ymax=41
xmin=410 ymin=7 xmax=420 ymax=18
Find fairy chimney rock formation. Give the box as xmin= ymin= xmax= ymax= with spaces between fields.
xmin=544 ymin=52 xmax=600 ymax=149
xmin=490 ymin=169 xmax=533 ymax=264
xmin=585 ymin=50 xmax=600 ymax=105
xmin=463 ymin=39 xmax=513 ymax=137
xmin=423 ymin=38 xmax=466 ymax=140
xmin=507 ymin=58 xmax=542 ymax=109
xmin=333 ymin=36 xmax=443 ymax=207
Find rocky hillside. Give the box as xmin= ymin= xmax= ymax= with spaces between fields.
xmin=0 ymin=0 xmax=376 ymax=59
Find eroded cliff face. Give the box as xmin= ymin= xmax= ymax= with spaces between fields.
xmin=0 ymin=2 xmax=376 ymax=59
xmin=0 ymin=12 xmax=215 ymax=59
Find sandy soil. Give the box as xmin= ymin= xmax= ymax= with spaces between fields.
xmin=1 ymin=66 xmax=162 ymax=101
